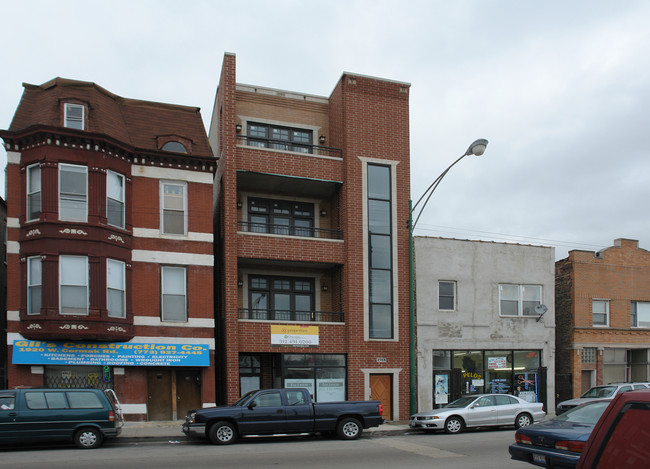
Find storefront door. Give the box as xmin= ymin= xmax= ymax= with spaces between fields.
xmin=147 ymin=370 xmax=173 ymax=420
xmin=370 ymin=374 xmax=392 ymax=420
xmin=176 ymin=370 xmax=201 ymax=420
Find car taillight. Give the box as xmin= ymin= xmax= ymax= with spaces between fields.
xmin=378 ymin=404 xmax=383 ymax=416
xmin=555 ymin=440 xmax=586 ymax=453
xmin=109 ymin=410 xmax=115 ymax=422
xmin=515 ymin=432 xmax=532 ymax=445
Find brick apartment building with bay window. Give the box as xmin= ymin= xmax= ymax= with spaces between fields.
xmin=211 ymin=54 xmax=411 ymax=419
xmin=1 ymin=78 xmax=216 ymax=420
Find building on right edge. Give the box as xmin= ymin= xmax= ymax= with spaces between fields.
xmin=415 ymin=237 xmax=556 ymax=413
xmin=555 ymin=238 xmax=650 ymax=403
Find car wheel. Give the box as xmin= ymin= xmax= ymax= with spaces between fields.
xmin=208 ymin=421 xmax=237 ymax=445
xmin=444 ymin=417 xmax=464 ymax=434
xmin=74 ymin=427 xmax=103 ymax=449
xmin=337 ymin=417 xmax=362 ymax=440
xmin=515 ymin=413 xmax=533 ymax=429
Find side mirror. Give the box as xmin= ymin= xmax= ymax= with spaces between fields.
xmin=247 ymin=401 xmax=257 ymax=410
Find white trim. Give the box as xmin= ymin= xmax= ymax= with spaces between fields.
xmin=7 ymin=217 xmax=20 ymax=229
xmin=8 ymin=332 xmax=215 ymax=350
xmin=134 ymin=316 xmax=215 ymax=328
xmin=7 ymin=241 xmax=20 ymax=254
xmin=7 ymin=151 xmax=21 ymax=164
xmin=7 ymin=311 xmax=19 ymax=321
xmin=133 ymin=165 xmax=213 ymax=184
xmin=133 ymin=227 xmax=213 ymax=243
xmin=121 ymin=403 xmax=147 ymax=415
xmin=131 ymin=250 xmax=213 ymax=266
xmin=361 ymin=367 xmax=402 ymax=421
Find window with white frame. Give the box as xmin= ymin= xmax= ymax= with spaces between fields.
xmin=59 ymin=164 xmax=87 ymax=222
xmin=161 ymin=182 xmax=186 ymax=235
xmin=161 ymin=266 xmax=187 ymax=321
xmin=26 ymin=164 xmax=41 ymax=222
xmin=27 ymin=256 xmax=42 ymax=315
xmin=592 ymin=299 xmax=609 ymax=326
xmin=60 ymin=256 xmax=88 ymax=315
xmin=106 ymin=171 xmax=125 ymax=229
xmin=64 ymin=103 xmax=85 ymax=130
xmin=631 ymin=301 xmax=650 ymax=328
xmin=439 ymin=281 xmax=456 ymax=311
xmin=499 ymin=284 xmax=542 ymax=316
xmin=107 ymin=259 xmax=126 ymax=318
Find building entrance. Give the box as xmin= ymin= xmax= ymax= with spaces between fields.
xmin=147 ymin=369 xmax=201 ymax=420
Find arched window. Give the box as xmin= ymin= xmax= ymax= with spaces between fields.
xmin=161 ymin=141 xmax=187 ymax=153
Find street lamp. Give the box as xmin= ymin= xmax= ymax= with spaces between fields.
xmin=408 ymin=138 xmax=488 ymax=416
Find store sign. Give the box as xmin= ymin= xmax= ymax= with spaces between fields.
xmin=12 ymin=340 xmax=210 ymax=367
xmin=488 ymin=356 xmax=507 ymax=369
xmin=271 ymin=325 xmax=319 ymax=347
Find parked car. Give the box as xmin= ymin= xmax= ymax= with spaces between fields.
xmin=576 ymin=389 xmax=650 ymax=469
xmin=0 ymin=388 xmax=123 ymax=449
xmin=409 ymin=394 xmax=545 ymax=434
xmin=555 ymin=383 xmax=647 ymax=415
xmin=182 ymin=388 xmax=383 ymax=444
xmin=509 ymin=399 xmax=611 ymax=468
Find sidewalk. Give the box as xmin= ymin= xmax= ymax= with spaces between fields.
xmin=119 ymin=420 xmax=411 ymax=442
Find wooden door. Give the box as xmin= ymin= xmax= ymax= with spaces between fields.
xmin=147 ymin=369 xmax=172 ymax=420
xmin=176 ymin=369 xmax=201 ymax=420
xmin=370 ymin=374 xmax=392 ymax=420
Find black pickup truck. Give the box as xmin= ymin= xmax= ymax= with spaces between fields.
xmin=182 ymin=388 xmax=384 ymax=444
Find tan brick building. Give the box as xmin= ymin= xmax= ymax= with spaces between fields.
xmin=210 ymin=53 xmax=411 ymax=419
xmin=555 ymin=238 xmax=650 ymax=402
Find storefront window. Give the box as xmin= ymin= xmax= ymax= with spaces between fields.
xmin=282 ymin=354 xmax=345 ymax=402
xmin=485 ymin=350 xmax=513 ymax=395
xmin=239 ymin=355 xmax=261 ymax=396
xmin=454 ymin=351 xmax=484 ymax=394
xmin=513 ymin=350 xmax=540 ymax=402
xmin=45 ymin=366 xmax=112 ymax=390
xmin=433 ymin=350 xmax=451 ymax=369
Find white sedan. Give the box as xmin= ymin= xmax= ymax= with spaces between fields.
xmin=409 ymin=394 xmax=546 ymax=434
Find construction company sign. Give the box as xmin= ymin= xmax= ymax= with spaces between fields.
xmin=271 ymin=325 xmax=319 ymax=347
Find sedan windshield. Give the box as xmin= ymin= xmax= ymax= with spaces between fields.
xmin=580 ymin=386 xmax=617 ymax=398
xmin=445 ymin=396 xmax=477 ymax=408
xmin=553 ymin=401 xmax=610 ymax=424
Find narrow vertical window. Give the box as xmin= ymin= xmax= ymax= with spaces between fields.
xmin=107 ymin=170 xmax=125 ymax=228
xmin=26 ymin=164 xmax=41 ymax=222
xmin=60 ymin=256 xmax=88 ymax=315
xmin=59 ymin=164 xmax=87 ymax=222
xmin=367 ymin=164 xmax=393 ymax=339
xmin=592 ymin=299 xmax=609 ymax=326
xmin=64 ymin=103 xmax=85 ymax=130
xmin=162 ymin=266 xmax=187 ymax=321
xmin=439 ymin=281 xmax=456 ymax=311
xmin=107 ymin=259 xmax=126 ymax=318
xmin=161 ymin=182 xmax=186 ymax=235
xmin=28 ymin=256 xmax=42 ymax=315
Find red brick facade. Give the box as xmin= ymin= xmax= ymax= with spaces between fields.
xmin=211 ymin=54 xmax=411 ymax=419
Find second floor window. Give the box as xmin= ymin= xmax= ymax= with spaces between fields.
xmin=161 ymin=266 xmax=187 ymax=322
xmin=248 ymin=198 xmax=313 ymax=236
xmin=592 ymin=299 xmax=609 ymax=326
xmin=106 ymin=171 xmax=125 ymax=229
xmin=59 ymin=164 xmax=87 ymax=222
xmin=161 ymin=182 xmax=187 ymax=235
xmin=64 ymin=103 xmax=85 ymax=130
xmin=60 ymin=255 xmax=88 ymax=315
xmin=26 ymin=164 xmax=41 ymax=222
xmin=439 ymin=281 xmax=456 ymax=311
xmin=499 ymin=284 xmax=542 ymax=317
xmin=27 ymin=256 xmax=42 ymax=315
xmin=107 ymin=259 xmax=126 ymax=318
xmin=631 ymin=301 xmax=650 ymax=328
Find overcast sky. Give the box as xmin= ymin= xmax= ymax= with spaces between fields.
xmin=1 ymin=0 xmax=648 ymax=259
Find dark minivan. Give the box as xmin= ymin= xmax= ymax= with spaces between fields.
xmin=0 ymin=388 xmax=123 ymax=449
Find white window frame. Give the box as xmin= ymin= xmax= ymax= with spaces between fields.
xmin=26 ymin=164 xmax=41 ymax=222
xmin=499 ymin=284 xmax=542 ymax=317
xmin=592 ymin=299 xmax=610 ymax=327
xmin=631 ymin=301 xmax=650 ymax=328
xmin=64 ymin=103 xmax=85 ymax=130
xmin=106 ymin=170 xmax=125 ymax=229
xmin=59 ymin=255 xmax=89 ymax=316
xmin=160 ymin=181 xmax=187 ymax=235
xmin=161 ymin=266 xmax=187 ymax=322
xmin=107 ymin=259 xmax=126 ymax=318
xmin=438 ymin=281 xmax=456 ymax=311
xmin=27 ymin=256 xmax=42 ymax=315
xmin=59 ymin=163 xmax=88 ymax=222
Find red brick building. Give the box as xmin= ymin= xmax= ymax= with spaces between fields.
xmin=210 ymin=54 xmax=411 ymax=419
xmin=555 ymin=238 xmax=650 ymax=401
xmin=0 ymin=78 xmax=216 ymax=420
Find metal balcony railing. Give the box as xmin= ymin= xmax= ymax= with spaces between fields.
xmin=238 ymin=221 xmax=343 ymax=240
xmin=238 ymin=308 xmax=344 ymax=323
xmin=236 ymin=135 xmax=342 ymax=158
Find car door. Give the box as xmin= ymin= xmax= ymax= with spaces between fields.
xmin=495 ymin=395 xmax=519 ymax=425
xmin=0 ymin=392 xmax=17 ymax=442
xmin=284 ymin=389 xmax=313 ymax=433
xmin=239 ymin=390 xmax=287 ymax=435
xmin=465 ymin=395 xmax=497 ymax=427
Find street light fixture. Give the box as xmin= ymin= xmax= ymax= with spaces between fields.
xmin=408 ymin=138 xmax=488 ymax=415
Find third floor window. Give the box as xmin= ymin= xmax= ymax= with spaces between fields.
xmin=64 ymin=103 xmax=85 ymax=130
xmin=247 ymin=122 xmax=313 ymax=154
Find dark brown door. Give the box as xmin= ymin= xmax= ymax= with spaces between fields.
xmin=147 ymin=370 xmax=172 ymax=420
xmin=370 ymin=374 xmax=392 ymax=420
xmin=176 ymin=369 xmax=201 ymax=419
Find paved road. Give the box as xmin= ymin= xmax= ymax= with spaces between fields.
xmin=0 ymin=428 xmax=532 ymax=469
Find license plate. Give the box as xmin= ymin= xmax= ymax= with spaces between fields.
xmin=533 ymin=454 xmax=546 ymax=464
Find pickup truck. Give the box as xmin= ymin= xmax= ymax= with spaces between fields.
xmin=576 ymin=389 xmax=650 ymax=468
xmin=182 ymin=388 xmax=384 ymax=444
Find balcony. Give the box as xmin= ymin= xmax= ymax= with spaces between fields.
xmin=237 ymin=221 xmax=343 ymax=240
xmin=238 ymin=308 xmax=344 ymax=323
xmin=236 ymin=135 xmax=342 ymax=159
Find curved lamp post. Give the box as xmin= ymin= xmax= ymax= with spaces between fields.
xmin=408 ymin=138 xmax=488 ymax=415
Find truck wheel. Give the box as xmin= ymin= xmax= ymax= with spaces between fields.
xmin=444 ymin=417 xmax=464 ymax=434
xmin=208 ymin=421 xmax=237 ymax=445
xmin=515 ymin=413 xmax=532 ymax=429
xmin=74 ymin=427 xmax=103 ymax=449
xmin=337 ymin=417 xmax=362 ymax=440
